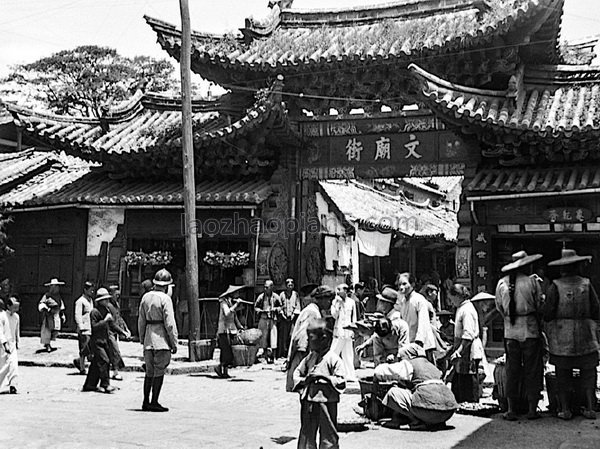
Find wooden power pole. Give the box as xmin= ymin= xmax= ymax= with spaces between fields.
xmin=179 ymin=0 xmax=201 ymax=361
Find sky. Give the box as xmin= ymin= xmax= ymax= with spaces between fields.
xmin=0 ymin=0 xmax=598 ymax=78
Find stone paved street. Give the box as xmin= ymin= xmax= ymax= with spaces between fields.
xmin=3 ymin=355 xmax=600 ymax=448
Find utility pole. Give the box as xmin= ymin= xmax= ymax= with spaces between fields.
xmin=179 ymin=0 xmax=201 ymax=361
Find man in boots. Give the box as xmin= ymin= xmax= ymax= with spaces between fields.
xmin=138 ymin=268 xmax=178 ymax=412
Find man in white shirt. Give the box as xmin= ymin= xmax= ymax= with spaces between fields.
xmin=73 ymin=281 xmax=94 ymax=375
xmin=330 ymin=283 xmax=358 ymax=382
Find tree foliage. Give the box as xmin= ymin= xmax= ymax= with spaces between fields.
xmin=6 ymin=46 xmax=177 ymax=117
xmin=0 ymin=214 xmax=13 ymax=261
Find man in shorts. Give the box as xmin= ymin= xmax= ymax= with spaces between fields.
xmin=138 ymin=269 xmax=178 ymax=412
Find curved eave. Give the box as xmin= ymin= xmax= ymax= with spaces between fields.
xmin=7 ymin=90 xmax=288 ymax=161
xmin=409 ymin=63 xmax=600 ymax=139
xmin=144 ymin=1 xmax=556 ymax=76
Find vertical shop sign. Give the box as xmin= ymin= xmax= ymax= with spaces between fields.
xmin=472 ymin=227 xmax=493 ymax=293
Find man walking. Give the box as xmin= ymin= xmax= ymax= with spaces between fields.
xmin=82 ymin=288 xmax=128 ymax=394
xmin=138 ymin=269 xmax=178 ymax=412
xmin=73 ymin=281 xmax=94 ymax=374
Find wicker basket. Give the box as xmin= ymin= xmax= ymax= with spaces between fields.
xmin=196 ymin=339 xmax=215 ymax=361
xmin=358 ymin=377 xmax=395 ymax=421
xmin=236 ymin=328 xmax=263 ymax=346
xmin=232 ymin=344 xmax=259 ymax=366
xmin=358 ymin=377 xmax=395 ymax=399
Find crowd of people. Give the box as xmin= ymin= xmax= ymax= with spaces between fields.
xmin=1 ymin=244 xmax=598 ymax=446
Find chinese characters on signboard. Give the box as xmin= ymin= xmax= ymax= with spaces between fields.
xmin=300 ymin=115 xmax=468 ymax=179
xmin=472 ymin=227 xmax=493 ymax=294
xmin=543 ymin=207 xmax=592 ymax=223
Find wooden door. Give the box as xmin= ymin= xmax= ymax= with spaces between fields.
xmin=6 ymin=238 xmax=75 ymax=331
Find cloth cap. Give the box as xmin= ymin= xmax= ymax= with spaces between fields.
xmin=219 ymin=285 xmax=246 ymax=298
xmin=95 ymin=288 xmax=111 ymax=302
xmin=153 ymin=268 xmax=173 ymax=286
xmin=376 ymin=286 xmax=398 ymax=304
xmin=45 ymin=278 xmax=65 ymax=286
xmin=311 ymin=285 xmax=335 ymax=301
xmin=83 ymin=281 xmax=94 ymax=289
xmin=501 ymin=251 xmax=542 ymax=273
xmin=548 ymin=249 xmax=592 ymax=266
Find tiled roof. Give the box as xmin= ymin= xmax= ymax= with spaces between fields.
xmin=319 ymin=180 xmax=458 ymax=241
xmin=5 ymin=86 xmax=287 ymax=162
xmin=0 ymin=150 xmax=54 ymax=189
xmin=0 ymin=168 xmax=273 ymax=209
xmin=145 ymin=0 xmax=557 ymax=75
xmin=409 ymin=63 xmax=600 ymax=137
xmin=466 ymin=166 xmax=600 ymax=194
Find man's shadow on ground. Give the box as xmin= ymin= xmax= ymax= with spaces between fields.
xmin=188 ymin=373 xmax=254 ymax=382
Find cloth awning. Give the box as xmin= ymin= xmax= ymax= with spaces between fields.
xmin=319 ymin=180 xmax=458 ymax=242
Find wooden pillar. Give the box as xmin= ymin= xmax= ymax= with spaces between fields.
xmin=179 ymin=0 xmax=202 ymax=361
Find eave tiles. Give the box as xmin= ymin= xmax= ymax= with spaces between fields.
xmin=467 ymin=166 xmax=600 ymax=194
xmin=409 ymin=64 xmax=600 ymax=137
xmin=145 ymin=0 xmax=556 ymax=72
xmin=5 ymin=90 xmax=284 ymax=161
xmin=0 ymin=169 xmax=273 ymax=209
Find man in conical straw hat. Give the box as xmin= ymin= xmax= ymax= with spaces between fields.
xmin=495 ymin=251 xmax=544 ymax=421
xmin=215 ymin=285 xmax=246 ymax=379
xmin=543 ymin=249 xmax=599 ymax=420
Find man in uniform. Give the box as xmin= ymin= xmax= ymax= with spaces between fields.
xmin=138 ymin=269 xmax=178 ymax=412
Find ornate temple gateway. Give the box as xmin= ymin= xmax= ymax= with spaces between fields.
xmin=3 ymin=0 xmax=600 ymax=334
xmin=146 ymin=0 xmax=600 ymax=309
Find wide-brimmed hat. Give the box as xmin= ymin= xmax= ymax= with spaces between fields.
xmin=376 ymin=287 xmax=398 ymax=304
xmin=501 ymin=251 xmax=543 ymax=273
xmin=95 ymin=287 xmax=112 ymax=302
xmin=471 ymin=292 xmax=496 ymax=302
xmin=153 ymin=268 xmax=173 ymax=286
xmin=219 ymin=285 xmax=246 ymax=298
xmin=44 ymin=278 xmax=65 ymax=286
xmin=548 ymin=249 xmax=592 ymax=266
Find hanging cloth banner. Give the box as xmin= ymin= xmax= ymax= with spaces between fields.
xmin=355 ymin=225 xmax=391 ymax=257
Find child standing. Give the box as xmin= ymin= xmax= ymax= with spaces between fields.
xmin=0 ymin=296 xmax=20 ymax=394
xmin=293 ymin=318 xmax=346 ymax=449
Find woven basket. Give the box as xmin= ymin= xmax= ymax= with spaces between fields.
xmin=232 ymin=344 xmax=259 ymax=366
xmin=237 ymin=328 xmax=263 ymax=346
xmin=358 ymin=377 xmax=395 ymax=399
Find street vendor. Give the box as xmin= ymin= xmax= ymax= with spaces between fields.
xmin=381 ymin=343 xmax=458 ymax=430
xmin=355 ymin=286 xmax=409 ymax=366
xmin=215 ymin=285 xmax=245 ymax=379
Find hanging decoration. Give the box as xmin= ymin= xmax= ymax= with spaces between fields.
xmin=203 ymin=251 xmax=250 ymax=269
xmin=124 ymin=250 xmax=173 ymax=267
